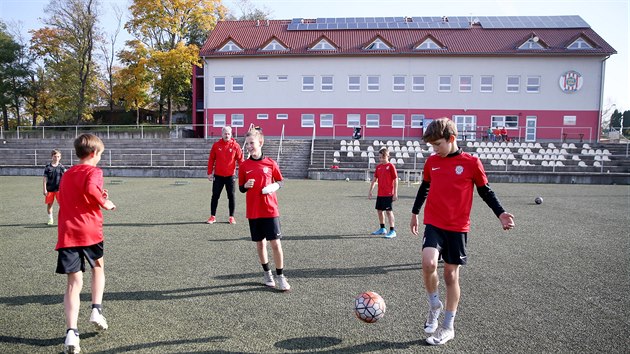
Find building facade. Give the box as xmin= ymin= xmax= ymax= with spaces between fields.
xmin=194 ymin=16 xmax=616 ymax=142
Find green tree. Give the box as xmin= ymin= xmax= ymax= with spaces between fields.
xmin=114 ymin=40 xmax=152 ymax=126
xmin=0 ymin=22 xmax=30 ymax=130
xmin=610 ymin=109 xmax=622 ymax=131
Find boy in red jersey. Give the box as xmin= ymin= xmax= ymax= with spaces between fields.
xmin=207 ymin=126 xmax=244 ymax=224
xmin=43 ymin=149 xmax=66 ymax=225
xmin=238 ymin=127 xmax=290 ymax=291
xmin=56 ymin=134 xmax=116 ymax=354
xmin=410 ymin=118 xmax=515 ymax=346
xmin=368 ymin=147 xmax=398 ymax=238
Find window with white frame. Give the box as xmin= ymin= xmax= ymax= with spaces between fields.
xmin=232 ymin=77 xmax=244 ymax=92
xmin=276 ymin=113 xmax=288 ymax=120
xmin=438 ymin=76 xmax=451 ymax=92
xmin=213 ymin=114 xmax=226 ymax=127
xmin=366 ymin=114 xmax=380 ymax=128
xmin=310 ymin=39 xmax=336 ymax=50
xmin=214 ymin=77 xmax=226 ymax=92
xmin=519 ymin=39 xmax=544 ymax=49
xmin=412 ymin=76 xmax=425 ymax=91
xmin=218 ymin=40 xmax=242 ymax=52
xmin=257 ymin=75 xmax=269 ymax=81
xmin=480 ymin=76 xmax=493 ymax=93
xmin=491 ymin=115 xmax=518 ymax=129
xmin=277 ymin=75 xmax=288 ymax=81
xmin=411 ymin=114 xmax=424 ymax=128
xmin=367 ymin=75 xmax=380 ymax=91
xmin=231 ymin=113 xmax=244 ymax=127
xmin=507 ymin=76 xmax=520 ymax=92
xmin=567 ymin=38 xmax=593 ymax=49
xmin=391 ymin=114 xmax=405 ymax=128
xmin=526 ymin=76 xmax=541 ymax=93
xmin=348 ymin=76 xmax=361 ymax=91
xmin=365 ymin=38 xmax=391 ymax=50
xmin=301 ymin=113 xmax=315 ymax=127
xmin=459 ymin=76 xmax=472 ymax=92
xmin=563 ymin=115 xmax=576 ymax=125
xmin=257 ymin=113 xmax=269 ymax=120
xmin=261 ymin=39 xmax=287 ymax=51
xmin=320 ymin=113 xmax=333 ymax=127
xmin=416 ymin=38 xmax=442 ymax=50
xmin=321 ymin=76 xmax=334 ymax=91
xmin=302 ymin=76 xmax=315 ymax=91
xmin=393 ymin=75 xmax=406 ymax=91
xmin=347 ymin=114 xmax=360 ymax=127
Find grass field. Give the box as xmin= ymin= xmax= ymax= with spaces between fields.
xmin=0 ymin=176 xmax=628 ymax=353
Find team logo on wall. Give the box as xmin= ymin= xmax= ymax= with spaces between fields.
xmin=559 ymin=70 xmax=583 ymax=93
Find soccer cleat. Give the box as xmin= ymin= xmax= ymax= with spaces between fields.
xmin=228 ymin=216 xmax=236 ymax=224
xmin=371 ymin=228 xmax=387 ymax=235
xmin=384 ymin=230 xmax=397 ymax=238
xmin=426 ymin=326 xmax=455 ymax=346
xmin=424 ymin=301 xmax=442 ymax=334
xmin=275 ymin=274 xmax=291 ymax=291
xmin=64 ymin=329 xmax=80 ymax=354
xmin=47 ymin=219 xmax=54 ymax=225
xmin=263 ymin=270 xmax=275 ymax=287
xmin=89 ymin=308 xmax=108 ymax=331
xmin=206 ymin=216 xmax=216 ymax=224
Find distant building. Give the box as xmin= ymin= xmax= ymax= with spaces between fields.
xmin=194 ymin=16 xmax=616 ymax=142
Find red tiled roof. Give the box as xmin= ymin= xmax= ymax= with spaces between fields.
xmin=199 ymin=19 xmax=616 ymax=57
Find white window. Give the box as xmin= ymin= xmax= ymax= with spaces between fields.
xmin=347 ymin=114 xmax=360 ymax=127
xmin=366 ymin=114 xmax=380 ymax=128
xmin=568 ymin=38 xmax=593 ymax=49
xmin=348 ymin=76 xmax=361 ymax=91
xmin=491 ymin=115 xmax=518 ymax=129
xmin=214 ymin=77 xmax=226 ymax=92
xmin=320 ymin=113 xmax=333 ymax=128
xmin=302 ymin=76 xmax=315 ymax=91
xmin=321 ymin=76 xmax=334 ymax=91
xmin=257 ymin=113 xmax=268 ymax=120
xmin=415 ymin=38 xmax=442 ymax=50
xmin=412 ymin=76 xmax=425 ymax=92
xmin=365 ymin=38 xmax=391 ymax=50
xmin=301 ymin=113 xmax=315 ymax=127
xmin=277 ymin=75 xmax=288 ymax=81
xmin=310 ymin=39 xmax=335 ymax=50
xmin=526 ymin=76 xmax=541 ymax=93
xmin=231 ymin=114 xmax=244 ymax=127
xmin=232 ymin=77 xmax=244 ymax=92
xmin=392 ymin=114 xmax=405 ymax=128
xmin=519 ymin=39 xmax=544 ymax=49
xmin=276 ymin=113 xmax=288 ymax=120
xmin=367 ymin=76 xmax=380 ymax=91
xmin=218 ymin=40 xmax=242 ymax=52
xmin=257 ymin=75 xmax=269 ymax=81
xmin=480 ymin=76 xmax=493 ymax=93
xmin=411 ymin=114 xmax=424 ymax=128
xmin=393 ymin=76 xmax=406 ymax=92
xmin=213 ymin=114 xmax=226 ymax=127
xmin=507 ymin=76 xmax=520 ymax=93
xmin=438 ymin=76 xmax=451 ymax=92
xmin=459 ymin=76 xmax=472 ymax=92
xmin=261 ymin=39 xmax=287 ymax=51
xmin=563 ymin=116 xmax=576 ymax=125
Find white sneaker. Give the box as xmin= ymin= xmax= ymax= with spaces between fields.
xmin=426 ymin=326 xmax=455 ymax=346
xmin=263 ymin=270 xmax=275 ymax=287
xmin=89 ymin=308 xmax=108 ymax=330
xmin=275 ymin=274 xmax=291 ymax=291
xmin=424 ymin=301 xmax=442 ymax=334
xmin=64 ymin=329 xmax=80 ymax=354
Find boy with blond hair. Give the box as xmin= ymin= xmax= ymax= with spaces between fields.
xmin=368 ymin=146 xmax=398 ymax=238
xmin=56 ymin=134 xmax=116 ymax=354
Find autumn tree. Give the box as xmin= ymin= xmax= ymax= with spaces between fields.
xmin=125 ymin=0 xmax=227 ymax=126
xmin=114 ymin=40 xmax=152 ymax=126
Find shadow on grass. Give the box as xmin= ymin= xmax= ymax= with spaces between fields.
xmin=208 ymin=233 xmax=375 ymax=242
xmin=275 ymin=336 xmax=426 ymax=352
xmin=0 ymin=332 xmax=98 ymax=348
xmin=0 ymin=282 xmax=270 ymax=306
xmin=91 ymin=336 xmax=229 ymax=354
xmin=0 ymin=221 xmax=205 ymax=229
xmin=0 ymin=223 xmax=52 ymax=228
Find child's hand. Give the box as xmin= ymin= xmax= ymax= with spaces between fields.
xmin=102 ymin=189 xmax=109 ymax=199
xmin=244 ymin=179 xmax=255 ymax=189
xmin=499 ymin=212 xmax=515 ymax=230
xmin=393 ymin=193 xmax=398 ymax=201
xmin=410 ymin=214 xmax=419 ymax=236
xmin=103 ymin=200 xmax=116 ymax=211
xmin=368 ymin=191 xmax=372 ymax=199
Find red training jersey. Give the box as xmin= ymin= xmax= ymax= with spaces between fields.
xmin=374 ymin=162 xmax=398 ymax=197
xmin=238 ymin=156 xmax=283 ymax=219
xmin=207 ymin=138 xmax=244 ymax=177
xmin=56 ymin=164 xmax=108 ymax=250
xmin=422 ymin=151 xmax=488 ymax=232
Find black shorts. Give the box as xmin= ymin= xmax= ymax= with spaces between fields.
xmin=422 ymin=224 xmax=468 ymax=265
xmin=375 ymin=196 xmax=393 ymax=211
xmin=248 ymin=217 xmax=282 ymax=242
xmin=56 ymin=242 xmax=104 ymax=274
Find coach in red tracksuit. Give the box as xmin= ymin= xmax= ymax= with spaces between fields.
xmin=206 ymin=126 xmax=244 ymax=224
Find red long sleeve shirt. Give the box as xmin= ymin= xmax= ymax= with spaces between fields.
xmin=207 ymin=138 xmax=244 ymax=177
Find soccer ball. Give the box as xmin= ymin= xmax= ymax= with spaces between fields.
xmin=354 ymin=291 xmax=386 ymax=323
xmin=535 ymin=197 xmax=543 ymax=204
xmin=345 ymin=177 xmax=350 ymax=182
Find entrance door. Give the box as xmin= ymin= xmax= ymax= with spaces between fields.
xmin=453 ymin=115 xmax=477 ymax=141
xmin=525 ymin=116 xmax=537 ymax=142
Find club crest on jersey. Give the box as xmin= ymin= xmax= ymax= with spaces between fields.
xmin=263 ymin=167 xmax=270 ymax=174
xmin=229 ymin=148 xmax=232 ymax=152
xmin=455 ymin=165 xmax=464 ymax=175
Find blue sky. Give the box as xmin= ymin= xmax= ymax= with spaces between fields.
xmin=1 ymin=0 xmax=628 ymax=112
